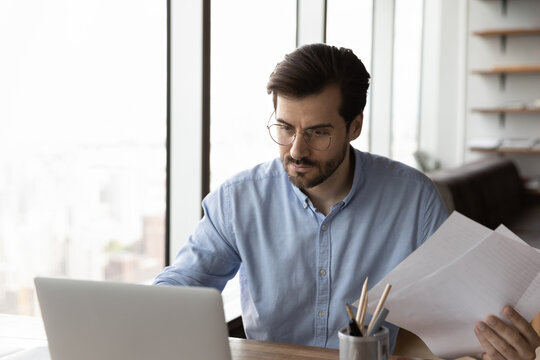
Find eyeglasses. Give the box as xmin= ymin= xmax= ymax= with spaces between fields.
xmin=267 ymin=114 xmax=334 ymax=151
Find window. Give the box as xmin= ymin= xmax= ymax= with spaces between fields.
xmin=210 ymin=0 xmax=296 ymax=190
xmin=391 ymin=0 xmax=424 ymax=167
xmin=326 ymin=0 xmax=373 ymax=152
xmin=0 ymin=0 xmax=166 ymax=316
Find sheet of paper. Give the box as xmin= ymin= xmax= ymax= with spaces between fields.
xmin=495 ymin=224 xmax=540 ymax=254
xmin=0 ymin=314 xmax=48 ymax=358
xmin=361 ymin=212 xmax=540 ymax=359
xmin=358 ymin=212 xmax=492 ymax=308
xmin=0 ymin=347 xmax=23 ymax=358
xmin=384 ymin=231 xmax=540 ymax=358
xmin=0 ymin=347 xmax=50 ymax=360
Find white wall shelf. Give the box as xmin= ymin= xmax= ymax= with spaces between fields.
xmin=472 ymin=27 xmax=540 ymax=37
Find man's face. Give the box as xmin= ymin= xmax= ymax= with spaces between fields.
xmin=274 ymin=85 xmax=358 ymax=190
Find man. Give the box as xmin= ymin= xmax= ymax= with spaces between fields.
xmin=154 ymin=44 xmax=539 ymax=358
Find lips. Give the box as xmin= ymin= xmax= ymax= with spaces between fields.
xmin=290 ymin=163 xmax=312 ymax=173
xmin=285 ymin=157 xmax=315 ymax=174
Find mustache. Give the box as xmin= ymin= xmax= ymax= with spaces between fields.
xmin=284 ymin=156 xmax=316 ymax=167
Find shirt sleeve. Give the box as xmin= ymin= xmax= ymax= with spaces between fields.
xmin=153 ymin=184 xmax=242 ymax=291
xmin=420 ymin=179 xmax=449 ymax=246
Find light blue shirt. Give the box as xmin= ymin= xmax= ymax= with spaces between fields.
xmin=154 ymin=148 xmax=448 ymax=349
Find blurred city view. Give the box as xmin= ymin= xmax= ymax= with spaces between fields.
xmin=0 ymin=0 xmax=166 ymax=316
xmin=0 ymin=142 xmax=166 ymax=315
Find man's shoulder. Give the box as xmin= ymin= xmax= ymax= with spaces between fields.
xmin=358 ymin=150 xmax=432 ymax=186
xmin=222 ymin=158 xmax=286 ymax=189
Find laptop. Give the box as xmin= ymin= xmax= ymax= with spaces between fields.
xmin=34 ymin=277 xmax=232 ymax=360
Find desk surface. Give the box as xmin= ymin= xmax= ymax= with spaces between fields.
xmin=229 ymin=338 xmax=422 ymax=360
xmin=229 ymin=338 xmax=339 ymax=359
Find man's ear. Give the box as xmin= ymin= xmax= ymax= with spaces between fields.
xmin=348 ymin=113 xmax=363 ymax=141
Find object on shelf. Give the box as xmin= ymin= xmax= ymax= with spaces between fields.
xmin=468 ymin=138 xmax=501 ymax=150
xmin=499 ymin=138 xmax=539 ymax=150
xmin=470 ymin=98 xmax=540 ymax=113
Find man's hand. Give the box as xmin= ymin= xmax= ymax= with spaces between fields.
xmin=474 ymin=305 xmax=540 ymax=360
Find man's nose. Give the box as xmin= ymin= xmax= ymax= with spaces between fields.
xmin=289 ymin=133 xmax=309 ymax=159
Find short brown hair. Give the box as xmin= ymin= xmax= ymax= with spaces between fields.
xmin=266 ymin=43 xmax=370 ymax=129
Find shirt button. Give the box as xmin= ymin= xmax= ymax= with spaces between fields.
xmin=319 ymin=269 xmax=327 ymax=276
xmin=321 ymin=225 xmax=328 ymax=231
xmin=318 ymin=311 xmax=325 ymax=317
xmin=303 ymin=202 xmax=308 ymax=208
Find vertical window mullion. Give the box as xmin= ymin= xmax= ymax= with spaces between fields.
xmin=296 ymin=0 xmax=327 ymax=46
xmin=169 ymin=0 xmax=205 ymax=264
xmin=369 ymin=0 xmax=395 ymax=157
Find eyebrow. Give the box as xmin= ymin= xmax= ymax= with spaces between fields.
xmin=275 ymin=118 xmax=335 ymax=130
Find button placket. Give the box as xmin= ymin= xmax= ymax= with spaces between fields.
xmin=314 ymin=221 xmax=331 ymax=346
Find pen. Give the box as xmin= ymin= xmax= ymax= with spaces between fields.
xmin=367 ymin=307 xmax=389 ymax=336
xmin=346 ymin=304 xmax=363 ymax=336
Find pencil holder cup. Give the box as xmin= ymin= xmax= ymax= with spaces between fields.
xmin=338 ymin=326 xmax=389 ymax=360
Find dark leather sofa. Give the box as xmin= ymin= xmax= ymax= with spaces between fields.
xmin=428 ymin=157 xmax=540 ymax=248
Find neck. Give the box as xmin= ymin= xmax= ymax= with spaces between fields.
xmin=304 ymin=147 xmax=355 ymax=216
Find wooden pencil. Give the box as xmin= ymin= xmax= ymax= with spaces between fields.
xmin=359 ymin=293 xmax=368 ymax=332
xmin=367 ymin=284 xmax=392 ymax=335
xmin=355 ymin=277 xmax=369 ymax=329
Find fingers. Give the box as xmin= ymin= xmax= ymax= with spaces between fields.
xmin=488 ymin=315 xmax=533 ymax=359
xmin=503 ymin=306 xmax=540 ymax=348
xmin=475 ymin=307 xmax=540 ymax=360
xmin=475 ymin=321 xmax=513 ymax=360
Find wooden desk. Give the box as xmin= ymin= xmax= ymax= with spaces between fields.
xmin=229 ymin=338 xmax=338 ymax=359
xmin=229 ymin=338 xmax=421 ymax=360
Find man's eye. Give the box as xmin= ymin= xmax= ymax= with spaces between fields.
xmin=278 ymin=126 xmax=295 ymax=134
xmin=309 ymin=129 xmax=330 ymax=137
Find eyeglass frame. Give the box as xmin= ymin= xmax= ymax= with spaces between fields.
xmin=266 ymin=112 xmax=335 ymax=151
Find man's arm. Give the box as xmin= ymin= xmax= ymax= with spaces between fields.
xmin=474 ymin=306 xmax=540 ymax=360
xmin=154 ymin=186 xmax=242 ymax=290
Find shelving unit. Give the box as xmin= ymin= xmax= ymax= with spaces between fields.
xmin=467 ymin=0 xmax=540 ymax=164
xmin=470 ymin=148 xmax=540 ymax=154
xmin=471 ymin=65 xmax=540 ymax=94
xmin=471 ymin=107 xmax=540 ymax=114
xmin=472 ymin=65 xmax=540 ymax=75
xmin=473 ymin=27 xmax=540 ymax=37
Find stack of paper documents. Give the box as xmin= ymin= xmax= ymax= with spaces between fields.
xmin=467 ymin=138 xmax=501 ymax=150
xmin=361 ymin=212 xmax=540 ymax=359
xmin=500 ymin=138 xmax=539 ymax=150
